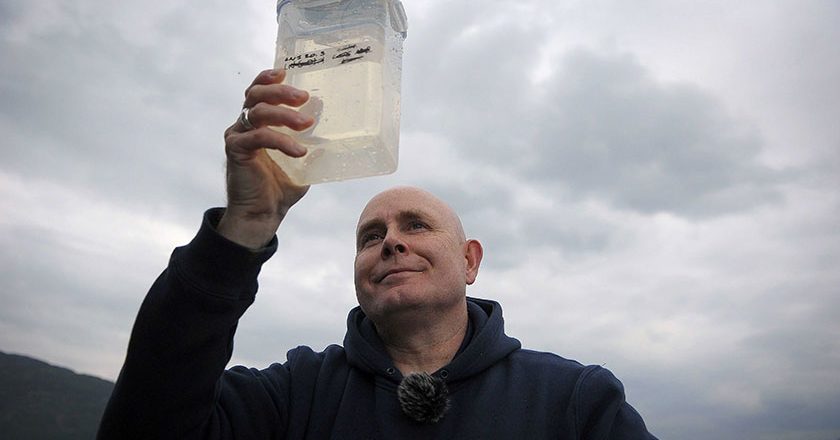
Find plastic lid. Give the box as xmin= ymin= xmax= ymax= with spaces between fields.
xmin=277 ymin=0 xmax=345 ymax=15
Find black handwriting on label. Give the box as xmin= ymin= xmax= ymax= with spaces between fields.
xmin=288 ymin=57 xmax=325 ymax=69
xmin=285 ymin=44 xmax=373 ymax=71
xmin=340 ymin=56 xmax=364 ymax=64
xmin=284 ymin=51 xmax=325 ymax=63
xmin=333 ymin=45 xmax=372 ymax=60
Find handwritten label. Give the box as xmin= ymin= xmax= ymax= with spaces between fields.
xmin=283 ymin=42 xmax=376 ymax=73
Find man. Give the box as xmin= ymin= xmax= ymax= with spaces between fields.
xmin=98 ymin=69 xmax=657 ymax=439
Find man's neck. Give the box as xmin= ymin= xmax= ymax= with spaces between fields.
xmin=373 ymin=302 xmax=468 ymax=376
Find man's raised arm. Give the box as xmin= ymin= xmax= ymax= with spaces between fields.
xmin=97 ymin=69 xmax=313 ymax=439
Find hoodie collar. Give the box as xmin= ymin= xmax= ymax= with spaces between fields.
xmin=343 ymin=297 xmax=521 ymax=383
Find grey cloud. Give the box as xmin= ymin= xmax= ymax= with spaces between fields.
xmin=596 ymin=240 xmax=840 ymax=440
xmin=523 ymin=50 xmax=783 ymax=217
xmin=0 ymin=1 xmax=261 ymax=223
xmin=3 ymin=1 xmax=840 ymax=438
xmin=463 ymin=201 xmax=615 ymax=270
xmin=401 ymin=3 xmax=541 ymax=154
xmin=628 ymin=370 xmax=840 ymax=440
xmin=0 ymin=4 xmax=15 ymax=28
xmin=0 ymin=222 xmax=153 ymax=378
xmin=401 ymin=1 xmax=785 ymax=218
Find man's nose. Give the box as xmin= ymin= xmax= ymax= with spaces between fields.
xmin=381 ymin=231 xmax=407 ymax=258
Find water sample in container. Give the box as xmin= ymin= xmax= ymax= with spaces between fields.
xmin=269 ymin=0 xmax=408 ymax=185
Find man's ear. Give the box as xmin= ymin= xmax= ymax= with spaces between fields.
xmin=464 ymin=239 xmax=483 ymax=285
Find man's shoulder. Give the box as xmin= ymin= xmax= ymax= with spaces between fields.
xmin=505 ymin=348 xmax=611 ymax=384
xmin=285 ymin=343 xmax=347 ymax=366
xmin=506 ymin=349 xmax=630 ymax=400
xmin=508 ymin=347 xmax=586 ymax=370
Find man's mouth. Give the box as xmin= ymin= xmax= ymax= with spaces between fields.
xmin=376 ymin=268 xmax=419 ymax=283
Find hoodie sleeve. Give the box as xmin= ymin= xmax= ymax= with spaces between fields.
xmin=97 ymin=208 xmax=289 ymax=440
xmin=574 ymin=365 xmax=658 ymax=440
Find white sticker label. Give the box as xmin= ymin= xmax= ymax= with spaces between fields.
xmin=282 ymin=42 xmax=376 ymax=73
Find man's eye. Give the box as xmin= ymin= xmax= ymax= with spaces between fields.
xmin=361 ymin=232 xmax=384 ymax=245
xmin=409 ymin=221 xmax=427 ymax=230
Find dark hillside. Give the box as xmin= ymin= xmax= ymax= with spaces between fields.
xmin=0 ymin=351 xmax=114 ymax=440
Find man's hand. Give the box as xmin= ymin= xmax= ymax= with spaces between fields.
xmin=218 ymin=69 xmax=315 ymax=249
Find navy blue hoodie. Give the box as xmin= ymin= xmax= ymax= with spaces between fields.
xmin=98 ymin=209 xmax=657 ymax=439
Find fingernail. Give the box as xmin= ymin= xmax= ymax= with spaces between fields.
xmin=268 ymin=69 xmax=281 ymax=77
xmin=293 ymin=143 xmax=308 ymax=157
xmin=293 ymin=89 xmax=308 ymax=99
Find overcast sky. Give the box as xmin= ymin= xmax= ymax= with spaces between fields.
xmin=2 ymin=0 xmax=839 ymax=438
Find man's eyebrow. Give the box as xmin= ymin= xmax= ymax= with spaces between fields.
xmin=356 ymin=210 xmax=431 ymax=238
xmin=356 ymin=219 xmax=385 ymax=245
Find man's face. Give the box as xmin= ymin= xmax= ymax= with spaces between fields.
xmin=353 ymin=187 xmax=481 ymax=321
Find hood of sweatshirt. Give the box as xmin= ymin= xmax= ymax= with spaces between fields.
xmin=343 ymin=297 xmax=521 ymax=385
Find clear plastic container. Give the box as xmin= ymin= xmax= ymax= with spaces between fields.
xmin=269 ymin=0 xmax=408 ymax=185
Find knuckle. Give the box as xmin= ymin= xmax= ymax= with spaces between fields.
xmin=250 ymin=104 xmax=271 ymax=126
xmin=246 ymin=107 xmax=260 ymax=126
xmin=251 ymin=128 xmax=273 ymax=145
xmin=278 ymin=85 xmax=294 ymax=98
xmin=224 ymin=124 xmax=243 ymax=141
xmin=245 ymin=84 xmax=263 ymax=101
xmin=252 ymin=101 xmax=269 ymax=113
xmin=224 ymin=136 xmax=239 ymax=154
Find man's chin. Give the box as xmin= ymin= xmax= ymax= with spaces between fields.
xmin=359 ymin=288 xmax=431 ymax=319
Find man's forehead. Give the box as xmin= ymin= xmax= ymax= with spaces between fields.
xmin=358 ymin=207 xmax=433 ymax=229
xmin=355 ymin=187 xmax=466 ymax=239
xmin=357 ymin=188 xmax=449 ymax=225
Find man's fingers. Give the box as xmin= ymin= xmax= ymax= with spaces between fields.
xmin=243 ymin=68 xmax=309 ymax=109
xmin=247 ymin=103 xmax=315 ymax=131
xmin=227 ymin=127 xmax=308 ymax=158
xmin=227 ymin=68 xmax=313 ymax=158
xmin=230 ymin=101 xmax=314 ymax=134
xmin=244 ymin=84 xmax=310 ymax=109
xmin=246 ymin=69 xmax=286 ymax=91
